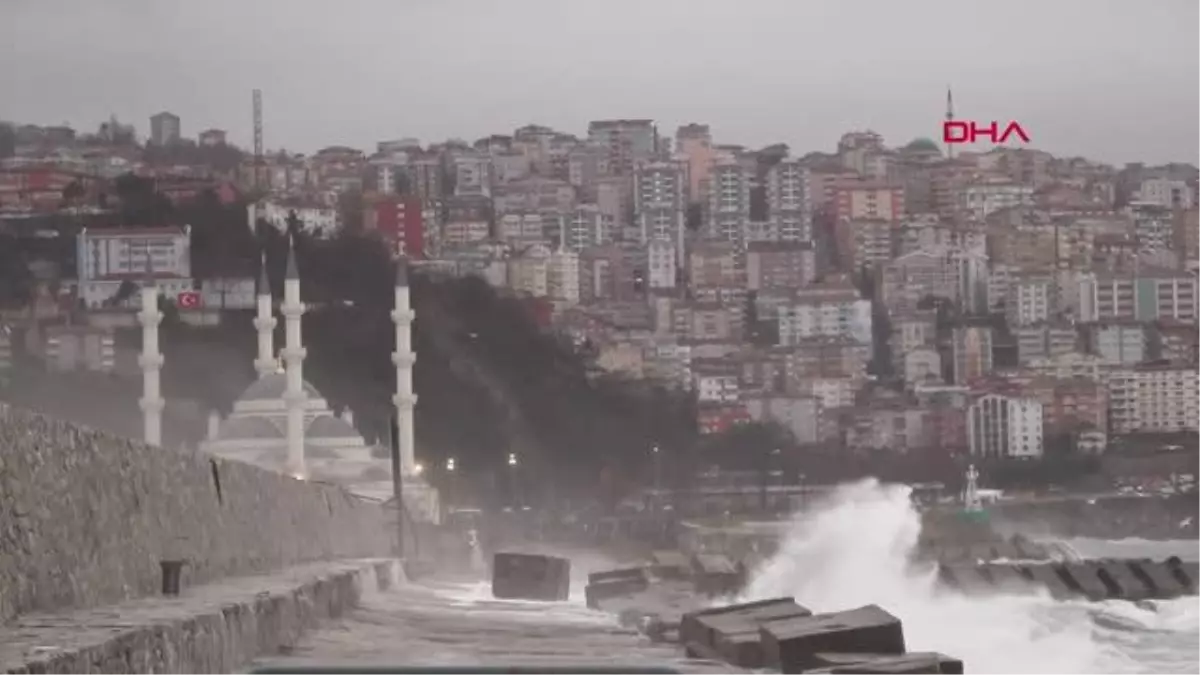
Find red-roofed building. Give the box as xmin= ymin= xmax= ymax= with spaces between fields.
xmin=365 ymin=195 xmax=425 ymax=259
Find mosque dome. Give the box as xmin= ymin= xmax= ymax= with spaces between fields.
xmin=237 ymin=373 xmax=322 ymax=402
xmin=217 ymin=416 xmax=284 ymax=441
xmin=903 ymin=137 xmax=941 ymax=153
xmin=306 ymin=414 xmax=360 ymax=440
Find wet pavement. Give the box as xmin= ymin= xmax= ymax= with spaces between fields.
xmin=249 ymin=572 xmax=733 ymax=673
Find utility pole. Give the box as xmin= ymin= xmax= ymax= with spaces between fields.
xmin=390 ymin=415 xmax=405 ymax=558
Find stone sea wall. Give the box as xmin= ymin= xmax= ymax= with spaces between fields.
xmin=0 ymin=403 xmax=396 ymax=623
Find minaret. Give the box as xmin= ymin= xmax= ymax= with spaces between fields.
xmin=945 ymin=86 xmax=956 ymax=160
xmin=391 ymin=258 xmax=417 ymax=476
xmin=280 ymin=237 xmax=307 ymax=478
xmin=137 ymin=254 xmax=164 ymax=446
xmin=252 ymin=252 xmax=278 ymax=377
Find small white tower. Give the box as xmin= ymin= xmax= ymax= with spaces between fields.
xmin=252 ymin=252 xmax=278 ymax=377
xmin=137 ymin=255 xmax=165 ymax=446
xmin=964 ymin=464 xmax=981 ymax=512
xmin=391 ymin=258 xmax=417 ymax=475
xmin=280 ymin=238 xmax=307 ymax=478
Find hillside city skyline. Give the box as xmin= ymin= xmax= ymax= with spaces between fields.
xmin=2 ymin=0 xmax=1197 ymax=166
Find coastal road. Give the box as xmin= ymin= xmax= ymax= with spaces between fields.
xmin=248 ymin=576 xmax=730 ymax=673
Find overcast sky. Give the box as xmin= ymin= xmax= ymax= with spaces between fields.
xmin=2 ymin=0 xmax=1197 ymax=165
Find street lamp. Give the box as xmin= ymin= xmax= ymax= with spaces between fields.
xmin=446 ymin=457 xmax=457 ymax=472
xmin=413 ymin=462 xmax=425 ymax=477
xmin=507 ymin=452 xmax=520 ymax=507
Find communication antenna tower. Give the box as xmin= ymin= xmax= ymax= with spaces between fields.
xmin=252 ymin=89 xmax=264 ymax=190
xmin=944 ymin=86 xmax=955 ymax=160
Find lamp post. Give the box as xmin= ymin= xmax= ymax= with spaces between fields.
xmin=445 ymin=456 xmax=457 ymax=510
xmin=507 ymin=452 xmax=519 ymax=508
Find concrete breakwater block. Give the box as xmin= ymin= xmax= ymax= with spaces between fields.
xmin=691 ymin=553 xmax=744 ymax=596
xmin=937 ymin=559 xmax=1200 ymax=602
xmin=587 ymin=567 xmax=648 ymax=586
xmin=680 ymin=597 xmax=812 ymax=669
xmin=759 ymin=604 xmax=908 ymax=674
xmin=491 ymin=552 xmax=570 ymax=602
xmin=650 ymin=550 xmax=691 ymax=580
xmin=805 ymin=652 xmax=965 ymax=674
xmin=1167 ymin=557 xmax=1199 ymax=591
xmin=1126 ymin=559 xmax=1190 ymax=598
xmin=584 ymin=568 xmax=649 ymax=609
xmin=1021 ymin=563 xmax=1076 ymax=600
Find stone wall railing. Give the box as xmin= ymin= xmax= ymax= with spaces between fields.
xmin=0 ymin=403 xmax=396 ymax=622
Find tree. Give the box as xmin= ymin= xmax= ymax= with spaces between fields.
xmin=0 ymin=123 xmax=14 ymax=159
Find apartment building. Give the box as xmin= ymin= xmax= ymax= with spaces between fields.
xmin=675 ymin=123 xmax=714 ymax=203
xmin=707 ymin=156 xmax=752 ymax=243
xmin=1077 ymin=269 xmax=1197 ymax=323
xmin=1107 ymin=365 xmax=1199 ymax=434
xmin=766 ymin=159 xmax=813 ymax=241
xmin=833 ymin=180 xmax=905 ymax=222
xmin=745 ymin=241 xmax=817 ymax=291
xmin=778 ymin=279 xmax=872 ymax=346
xmin=951 ymin=325 xmax=994 ymax=384
xmin=967 ymin=394 xmax=1044 ymax=458
xmin=587 ymin=119 xmax=657 ymax=175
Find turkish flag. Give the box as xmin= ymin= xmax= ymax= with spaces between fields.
xmin=177 ymin=291 xmax=202 ymax=309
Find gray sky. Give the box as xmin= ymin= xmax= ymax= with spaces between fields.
xmin=3 ymin=0 xmax=1197 ymax=165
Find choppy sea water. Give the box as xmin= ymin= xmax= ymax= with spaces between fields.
xmin=261 ymin=480 xmax=1197 ymax=673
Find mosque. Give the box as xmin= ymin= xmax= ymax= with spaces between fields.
xmin=135 ymin=239 xmax=439 ymax=523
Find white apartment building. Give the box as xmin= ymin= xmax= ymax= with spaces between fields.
xmin=960 ymin=180 xmax=1034 ymax=219
xmin=647 ymin=239 xmax=677 ymax=289
xmin=249 ymin=201 xmax=340 ymax=237
xmin=1090 ymin=323 xmax=1147 ymax=365
xmin=507 ymin=244 xmax=550 ymax=297
xmin=767 ymin=160 xmax=813 ymax=242
xmin=695 ymin=373 xmax=740 ymax=403
xmin=1005 ymin=274 xmax=1055 ymax=326
xmin=559 ymin=204 xmax=612 ymax=252
xmin=804 ymin=377 xmax=857 ymax=410
xmin=546 ymin=249 xmax=580 ymax=304
xmin=634 ymin=159 xmax=688 ymax=262
xmin=1136 ymin=178 xmax=1195 ymax=210
xmin=1107 ymin=366 xmax=1198 ymax=434
xmin=881 ymin=246 xmax=989 ymax=314
xmin=778 ymin=298 xmax=873 ymax=346
xmin=1077 ymin=271 xmax=1197 ymax=323
xmin=77 ymin=226 xmax=195 ymax=309
xmin=497 ymin=213 xmax=548 ymax=244
xmin=967 ymin=394 xmax=1044 ymax=459
xmin=454 ymin=153 xmax=494 ymax=198
xmin=707 ymin=157 xmax=752 ymax=243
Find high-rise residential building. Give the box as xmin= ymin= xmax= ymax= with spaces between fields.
xmin=587 ymin=119 xmax=657 ymax=175
xmin=149 ymin=111 xmax=181 ymax=146
xmin=453 ymin=152 xmax=494 ymax=198
xmin=967 ymin=394 xmax=1044 ymax=459
xmin=707 ymin=156 xmax=751 ymax=243
xmin=1136 ymin=178 xmax=1196 ymax=210
xmin=1077 ymin=269 xmax=1197 ymax=323
xmin=558 ymin=204 xmax=612 ymax=252
xmin=767 ymin=160 xmax=813 ymax=242
xmin=647 ymin=239 xmax=677 ymax=289
xmin=1107 ymin=365 xmax=1199 ymax=434
xmin=675 ymin=123 xmax=714 ymax=203
xmin=633 ymin=158 xmax=688 ymax=262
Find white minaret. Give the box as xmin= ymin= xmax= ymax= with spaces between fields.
xmin=391 ymin=258 xmax=417 ymax=476
xmin=137 ymin=255 xmax=164 ymax=446
xmin=252 ymin=252 xmax=278 ymax=377
xmin=281 ymin=238 xmax=307 ymax=478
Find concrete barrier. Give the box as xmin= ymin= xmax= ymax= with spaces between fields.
xmin=491 ymin=553 xmax=570 ymax=601
xmin=759 ymin=604 xmax=908 ymax=674
xmin=649 ymin=551 xmax=690 ymax=580
xmin=691 ymin=554 xmax=742 ymax=597
xmin=0 ymin=559 xmax=401 ymax=674
xmin=584 ymin=569 xmax=649 ymax=609
xmin=679 ymin=597 xmax=812 ymax=669
xmin=804 ymin=652 xmax=965 ymax=674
